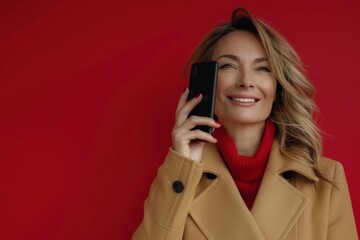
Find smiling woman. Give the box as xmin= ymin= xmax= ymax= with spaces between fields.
xmin=132 ymin=8 xmax=358 ymax=240
xmin=212 ymin=31 xmax=277 ymax=155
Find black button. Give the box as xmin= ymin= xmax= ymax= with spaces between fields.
xmin=205 ymin=172 xmax=217 ymax=180
xmin=172 ymin=180 xmax=184 ymax=193
xmin=282 ymin=171 xmax=293 ymax=180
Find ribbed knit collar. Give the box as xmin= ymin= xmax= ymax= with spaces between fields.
xmin=213 ymin=120 xmax=276 ymax=181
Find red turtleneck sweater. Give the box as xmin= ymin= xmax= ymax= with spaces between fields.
xmin=213 ymin=120 xmax=275 ymax=210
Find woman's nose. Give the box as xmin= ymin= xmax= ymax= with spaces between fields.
xmin=235 ymin=70 xmax=254 ymax=88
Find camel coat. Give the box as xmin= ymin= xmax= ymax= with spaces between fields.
xmin=132 ymin=141 xmax=358 ymax=239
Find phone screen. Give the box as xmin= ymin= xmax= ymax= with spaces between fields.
xmin=187 ymin=61 xmax=218 ymax=134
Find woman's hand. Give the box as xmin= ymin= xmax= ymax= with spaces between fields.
xmin=172 ymin=88 xmax=221 ymax=163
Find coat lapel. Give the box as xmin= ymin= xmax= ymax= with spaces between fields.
xmin=251 ymin=141 xmax=318 ymax=240
xmin=190 ymin=143 xmax=266 ymax=240
xmin=189 ymin=142 xmax=318 ymax=240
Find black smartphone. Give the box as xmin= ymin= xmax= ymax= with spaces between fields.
xmin=187 ymin=61 xmax=218 ymax=134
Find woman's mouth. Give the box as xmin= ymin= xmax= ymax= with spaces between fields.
xmin=230 ymin=97 xmax=256 ymax=103
xmin=227 ymin=96 xmax=259 ymax=106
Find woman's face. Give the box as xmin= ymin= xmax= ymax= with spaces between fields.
xmin=211 ymin=30 xmax=277 ymax=126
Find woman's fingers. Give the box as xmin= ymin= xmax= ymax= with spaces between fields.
xmin=172 ymin=88 xmax=221 ymax=161
xmin=175 ymin=93 xmax=203 ymax=126
xmin=186 ymin=129 xmax=218 ymax=143
xmin=173 ymin=129 xmax=217 ymax=144
xmin=175 ymin=88 xmax=189 ymax=113
xmin=172 ymin=116 xmax=221 ymax=146
xmin=180 ymin=115 xmax=220 ymax=131
xmin=172 ymin=129 xmax=217 ymax=159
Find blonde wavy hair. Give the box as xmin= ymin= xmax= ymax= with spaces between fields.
xmin=186 ymin=8 xmax=323 ymax=174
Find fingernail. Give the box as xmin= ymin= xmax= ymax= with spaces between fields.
xmin=195 ymin=93 xmax=201 ymax=98
xmin=183 ymin=88 xmax=188 ymax=92
xmin=215 ymin=121 xmax=221 ymax=126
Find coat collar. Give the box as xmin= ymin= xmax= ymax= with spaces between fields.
xmin=202 ymin=140 xmax=319 ymax=182
xmin=190 ymin=141 xmax=318 ymax=240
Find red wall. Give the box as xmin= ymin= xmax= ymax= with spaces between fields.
xmin=1 ymin=1 xmax=359 ymax=239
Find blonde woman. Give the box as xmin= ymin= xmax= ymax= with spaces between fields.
xmin=133 ymin=8 xmax=358 ymax=239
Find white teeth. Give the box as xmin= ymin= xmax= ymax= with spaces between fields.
xmin=232 ymin=97 xmax=256 ymax=103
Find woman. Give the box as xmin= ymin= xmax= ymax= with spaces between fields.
xmin=132 ymin=8 xmax=358 ymax=239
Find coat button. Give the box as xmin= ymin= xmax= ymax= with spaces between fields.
xmin=172 ymin=180 xmax=184 ymax=193
xmin=205 ymin=172 xmax=217 ymax=180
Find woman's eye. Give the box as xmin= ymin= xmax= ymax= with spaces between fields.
xmin=219 ymin=64 xmax=235 ymax=70
xmin=257 ymin=66 xmax=271 ymax=72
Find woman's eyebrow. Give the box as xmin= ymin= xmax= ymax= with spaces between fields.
xmin=216 ymin=54 xmax=269 ymax=63
xmin=254 ymin=57 xmax=269 ymax=63
xmin=216 ymin=54 xmax=239 ymax=61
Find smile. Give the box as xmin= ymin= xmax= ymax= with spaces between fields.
xmin=230 ymin=97 xmax=257 ymax=103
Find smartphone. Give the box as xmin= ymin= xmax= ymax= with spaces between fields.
xmin=187 ymin=61 xmax=218 ymax=134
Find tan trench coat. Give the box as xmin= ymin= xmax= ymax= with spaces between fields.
xmin=133 ymin=141 xmax=358 ymax=239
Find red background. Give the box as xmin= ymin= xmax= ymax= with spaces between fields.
xmin=1 ymin=0 xmax=359 ymax=239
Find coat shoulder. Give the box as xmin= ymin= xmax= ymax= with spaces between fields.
xmin=318 ymin=157 xmax=347 ymax=184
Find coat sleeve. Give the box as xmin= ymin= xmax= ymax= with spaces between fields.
xmin=132 ymin=148 xmax=204 ymax=240
xmin=328 ymin=161 xmax=358 ymax=239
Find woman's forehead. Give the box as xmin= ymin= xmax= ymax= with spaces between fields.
xmin=211 ymin=31 xmax=267 ymax=60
